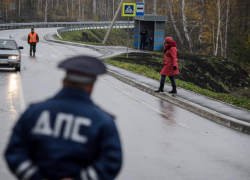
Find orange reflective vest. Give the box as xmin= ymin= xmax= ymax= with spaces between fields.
xmin=29 ymin=32 xmax=37 ymax=43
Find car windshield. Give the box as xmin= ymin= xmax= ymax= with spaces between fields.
xmin=0 ymin=40 xmax=17 ymax=50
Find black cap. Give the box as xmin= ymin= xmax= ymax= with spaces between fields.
xmin=31 ymin=28 xmax=34 ymax=30
xmin=58 ymin=56 xmax=106 ymax=84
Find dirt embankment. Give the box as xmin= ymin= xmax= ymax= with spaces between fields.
xmin=113 ymin=52 xmax=250 ymax=94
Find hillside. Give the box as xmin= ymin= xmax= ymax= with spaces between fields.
xmin=57 ymin=29 xmax=133 ymax=47
xmin=58 ymin=29 xmax=250 ymax=109
xmin=117 ymin=52 xmax=250 ymax=94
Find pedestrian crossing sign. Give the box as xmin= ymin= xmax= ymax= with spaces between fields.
xmin=122 ymin=3 xmax=136 ymax=17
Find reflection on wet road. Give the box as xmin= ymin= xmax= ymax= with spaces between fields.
xmin=0 ymin=28 xmax=249 ymax=180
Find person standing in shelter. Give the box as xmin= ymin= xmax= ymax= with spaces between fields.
xmin=155 ymin=37 xmax=179 ymax=93
xmin=4 ymin=56 xmax=122 ymax=180
xmin=148 ymin=29 xmax=154 ymax=51
xmin=28 ymin=28 xmax=39 ymax=56
xmin=140 ymin=27 xmax=148 ymax=50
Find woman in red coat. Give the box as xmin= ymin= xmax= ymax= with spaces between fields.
xmin=155 ymin=37 xmax=179 ymax=93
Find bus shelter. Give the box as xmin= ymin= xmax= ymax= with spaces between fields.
xmin=134 ymin=14 xmax=168 ymax=51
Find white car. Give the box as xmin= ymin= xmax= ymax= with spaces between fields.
xmin=0 ymin=37 xmax=23 ymax=71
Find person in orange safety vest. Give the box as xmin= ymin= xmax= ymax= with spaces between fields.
xmin=27 ymin=28 xmax=39 ymax=56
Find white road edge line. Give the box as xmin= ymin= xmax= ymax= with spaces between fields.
xmin=100 ymin=77 xmax=189 ymax=129
xmin=17 ymin=72 xmax=26 ymax=113
xmin=47 ymin=44 xmax=66 ymax=58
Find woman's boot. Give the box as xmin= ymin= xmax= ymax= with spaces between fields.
xmin=168 ymin=85 xmax=177 ymax=93
xmin=155 ymin=83 xmax=164 ymax=92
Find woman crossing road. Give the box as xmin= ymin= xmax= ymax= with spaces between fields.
xmin=155 ymin=37 xmax=179 ymax=93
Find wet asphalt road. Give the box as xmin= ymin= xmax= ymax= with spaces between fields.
xmin=0 ymin=28 xmax=250 ymax=180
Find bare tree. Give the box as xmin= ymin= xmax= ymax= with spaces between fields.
xmin=44 ymin=0 xmax=48 ymax=22
xmin=66 ymin=0 xmax=69 ymax=17
xmin=214 ymin=0 xmax=221 ymax=56
xmin=93 ymin=0 xmax=96 ymax=15
xmin=224 ymin=0 xmax=230 ymax=58
xmin=154 ymin=0 xmax=157 ymax=14
xmin=19 ymin=0 xmax=21 ymax=16
xmin=166 ymin=0 xmax=184 ymax=45
xmin=82 ymin=0 xmax=84 ymax=20
xmin=181 ymin=0 xmax=193 ymax=52
xmin=113 ymin=0 xmax=115 ymax=17
xmin=198 ymin=0 xmax=206 ymax=52
xmin=72 ymin=0 xmax=74 ymax=18
xmin=79 ymin=0 xmax=81 ymax=17
xmin=220 ymin=31 xmax=224 ymax=56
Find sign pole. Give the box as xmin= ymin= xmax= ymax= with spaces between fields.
xmin=136 ymin=2 xmax=144 ymax=50
xmin=138 ymin=16 xmax=140 ymax=50
xmin=127 ymin=17 xmax=129 ymax=58
xmin=121 ymin=2 xmax=136 ymax=58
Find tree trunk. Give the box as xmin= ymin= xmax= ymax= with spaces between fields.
xmin=44 ymin=0 xmax=48 ymax=22
xmin=72 ymin=0 xmax=73 ymax=18
xmin=214 ymin=0 xmax=221 ymax=56
xmin=82 ymin=0 xmax=84 ymax=20
xmin=93 ymin=0 xmax=96 ymax=14
xmin=19 ymin=0 xmax=21 ymax=16
xmin=224 ymin=0 xmax=230 ymax=58
xmin=113 ymin=0 xmax=115 ymax=17
xmin=213 ymin=14 xmax=215 ymax=54
xmin=198 ymin=0 xmax=206 ymax=52
xmin=181 ymin=0 xmax=193 ymax=52
xmin=79 ymin=0 xmax=81 ymax=17
xmin=154 ymin=0 xmax=157 ymax=14
xmin=220 ymin=31 xmax=224 ymax=57
xmin=166 ymin=0 xmax=184 ymax=45
xmin=66 ymin=0 xmax=69 ymax=17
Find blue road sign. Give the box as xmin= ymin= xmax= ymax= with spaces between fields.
xmin=136 ymin=3 xmax=145 ymax=16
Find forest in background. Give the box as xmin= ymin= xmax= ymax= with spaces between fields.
xmin=0 ymin=0 xmax=249 ymax=70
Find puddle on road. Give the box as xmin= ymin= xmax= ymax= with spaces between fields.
xmin=7 ymin=73 xmax=19 ymax=120
xmin=159 ymin=100 xmax=176 ymax=122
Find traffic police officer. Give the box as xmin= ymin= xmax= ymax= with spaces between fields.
xmin=4 ymin=56 xmax=123 ymax=180
xmin=28 ymin=28 xmax=39 ymax=56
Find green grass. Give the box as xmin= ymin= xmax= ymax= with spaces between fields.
xmin=55 ymin=29 xmax=133 ymax=47
xmin=104 ymin=56 xmax=250 ymax=110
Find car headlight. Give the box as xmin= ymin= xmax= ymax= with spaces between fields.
xmin=8 ymin=55 xmax=19 ymax=60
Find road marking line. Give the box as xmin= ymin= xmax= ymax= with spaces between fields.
xmin=100 ymin=77 xmax=189 ymax=129
xmin=47 ymin=44 xmax=66 ymax=58
xmin=17 ymin=72 xmax=26 ymax=113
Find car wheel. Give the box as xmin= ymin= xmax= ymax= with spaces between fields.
xmin=15 ymin=66 xmax=21 ymax=71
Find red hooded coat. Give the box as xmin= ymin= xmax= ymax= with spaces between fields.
xmin=160 ymin=37 xmax=179 ymax=76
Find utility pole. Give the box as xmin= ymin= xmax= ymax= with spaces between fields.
xmin=102 ymin=0 xmax=125 ymax=44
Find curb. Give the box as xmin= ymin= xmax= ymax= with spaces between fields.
xmin=107 ymin=70 xmax=250 ymax=134
xmin=44 ymin=33 xmax=250 ymax=135
xmin=44 ymin=33 xmax=112 ymax=55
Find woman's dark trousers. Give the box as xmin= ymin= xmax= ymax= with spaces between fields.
xmin=156 ymin=75 xmax=177 ymax=93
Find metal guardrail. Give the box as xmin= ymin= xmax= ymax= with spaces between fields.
xmin=56 ymin=21 xmax=134 ymax=38
xmin=0 ymin=21 xmax=134 ymax=29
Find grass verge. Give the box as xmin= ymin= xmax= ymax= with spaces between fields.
xmin=54 ymin=29 xmax=133 ymax=47
xmin=104 ymin=54 xmax=250 ymax=110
